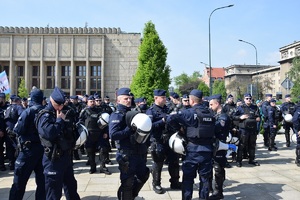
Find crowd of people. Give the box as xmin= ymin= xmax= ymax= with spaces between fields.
xmin=0 ymin=86 xmax=300 ymax=200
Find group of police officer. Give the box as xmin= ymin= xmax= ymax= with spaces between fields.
xmin=2 ymin=86 xmax=300 ymax=200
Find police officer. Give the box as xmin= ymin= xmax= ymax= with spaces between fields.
xmin=5 ymin=94 xmax=24 ymax=170
xmin=168 ymin=92 xmax=181 ymax=114
xmin=167 ymin=89 xmax=215 ymax=200
xmin=234 ymin=93 xmax=261 ymax=167
xmin=261 ymin=94 xmax=273 ymax=147
xmin=109 ymin=88 xmax=150 ymax=199
xmin=181 ymin=94 xmax=191 ymax=110
xmin=281 ymin=94 xmax=295 ymax=147
xmin=0 ymin=93 xmax=8 ymax=171
xmin=146 ymin=89 xmax=181 ymax=194
xmin=133 ymin=97 xmax=148 ymax=113
xmin=79 ymin=95 xmax=111 ymax=174
xmin=36 ymin=87 xmax=80 ymax=200
xmin=292 ymin=98 xmax=300 ymax=166
xmin=208 ymin=94 xmax=232 ymax=200
xmin=266 ymin=98 xmax=280 ymax=151
xmin=9 ymin=89 xmax=45 ymax=200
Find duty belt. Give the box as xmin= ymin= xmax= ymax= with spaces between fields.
xmin=118 ymin=149 xmax=145 ymax=156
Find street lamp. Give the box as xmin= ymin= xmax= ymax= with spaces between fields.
xmin=209 ymin=4 xmax=234 ymax=95
xmin=238 ymin=39 xmax=259 ymax=100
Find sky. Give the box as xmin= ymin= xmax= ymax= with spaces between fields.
xmin=1 ymin=0 xmax=300 ymax=84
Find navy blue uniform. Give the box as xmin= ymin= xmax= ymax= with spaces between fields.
xmin=146 ymin=104 xmax=181 ymax=193
xmin=4 ymin=103 xmax=24 ymax=169
xmin=109 ymin=104 xmax=149 ymax=200
xmin=233 ymin=103 xmax=260 ymax=167
xmin=0 ymin=102 xmax=8 ymax=170
xmin=36 ymin=103 xmax=80 ymax=200
xmin=281 ymin=101 xmax=295 ymax=147
xmin=266 ymin=105 xmax=281 ymax=150
xmin=167 ymin=103 xmax=214 ymax=200
xmin=210 ymin=112 xmax=231 ymax=199
xmin=9 ymin=104 xmax=45 ymax=200
xmin=292 ymin=104 xmax=300 ymax=166
xmin=261 ymin=100 xmax=270 ymax=146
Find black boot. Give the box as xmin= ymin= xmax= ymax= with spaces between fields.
xmin=152 ymin=166 xmax=164 ymax=194
xmin=73 ymin=150 xmax=80 ymax=160
xmin=296 ymin=148 xmax=300 ymax=167
xmin=268 ymin=138 xmax=277 ymax=151
xmin=285 ymin=132 xmax=291 ymax=147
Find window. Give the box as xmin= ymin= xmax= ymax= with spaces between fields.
xmin=61 ymin=66 xmax=71 ymax=89
xmin=46 ymin=66 xmax=55 ymax=89
xmin=17 ymin=66 xmax=24 ymax=88
xmin=90 ymin=65 xmax=101 ymax=94
xmin=32 ymin=66 xmax=40 ymax=88
xmin=76 ymin=65 xmax=86 ymax=94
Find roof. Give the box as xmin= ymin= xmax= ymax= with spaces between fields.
xmin=209 ymin=67 xmax=225 ymax=78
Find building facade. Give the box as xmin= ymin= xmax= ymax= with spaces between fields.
xmin=0 ymin=26 xmax=141 ymax=99
xmin=202 ymin=67 xmax=225 ymax=87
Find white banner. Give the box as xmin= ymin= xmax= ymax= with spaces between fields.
xmin=0 ymin=71 xmax=10 ymax=94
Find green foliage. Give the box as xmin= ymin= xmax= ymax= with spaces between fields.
xmin=17 ymin=78 xmax=28 ymax=98
xmin=198 ymin=81 xmax=210 ymax=97
xmin=212 ymin=80 xmax=227 ymax=100
xmin=179 ymin=80 xmax=201 ymax=96
xmin=173 ymin=71 xmax=202 ymax=96
xmin=288 ymin=56 xmax=300 ymax=98
xmin=130 ymin=21 xmax=171 ymax=104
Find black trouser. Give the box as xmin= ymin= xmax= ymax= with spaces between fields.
xmin=237 ymin=129 xmax=257 ymax=162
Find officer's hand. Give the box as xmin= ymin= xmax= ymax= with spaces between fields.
xmin=240 ymin=114 xmax=248 ymax=120
xmin=298 ymin=131 xmax=300 ymax=137
xmin=256 ymin=117 xmax=260 ymax=122
xmin=57 ymin=110 xmax=66 ymax=121
xmin=273 ymin=125 xmax=277 ymax=128
xmin=228 ymin=144 xmax=237 ymax=152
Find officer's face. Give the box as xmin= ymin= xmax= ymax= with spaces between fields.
xmin=209 ymin=99 xmax=219 ymax=112
xmin=244 ymin=97 xmax=252 ymax=105
xmin=87 ymin=100 xmax=95 ymax=107
xmin=95 ymin=99 xmax=101 ymax=106
xmin=270 ymin=102 xmax=276 ymax=107
xmin=155 ymin=96 xmax=166 ymax=107
xmin=50 ymin=97 xmax=64 ymax=111
xmin=118 ymin=95 xmax=132 ymax=107
xmin=182 ymin=98 xmax=189 ymax=106
xmin=286 ymin=97 xmax=291 ymax=102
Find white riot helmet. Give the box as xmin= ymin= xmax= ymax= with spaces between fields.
xmin=284 ymin=114 xmax=293 ymax=123
xmin=75 ymin=123 xmax=89 ymax=149
xmin=97 ymin=112 xmax=110 ymax=129
xmin=169 ymin=132 xmax=187 ymax=155
xmin=292 ymin=133 xmax=297 ymax=144
xmin=130 ymin=113 xmax=152 ymax=144
xmin=226 ymin=132 xmax=232 ymax=143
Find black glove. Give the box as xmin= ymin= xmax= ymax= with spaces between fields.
xmin=118 ymin=155 xmax=129 ymax=173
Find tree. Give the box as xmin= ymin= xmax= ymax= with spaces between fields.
xmin=212 ymin=80 xmax=227 ymax=100
xmin=130 ymin=21 xmax=171 ymax=104
xmin=198 ymin=81 xmax=210 ymax=97
xmin=173 ymin=71 xmax=202 ymax=96
xmin=18 ymin=78 xmax=28 ymax=98
xmin=287 ymin=56 xmax=300 ymax=99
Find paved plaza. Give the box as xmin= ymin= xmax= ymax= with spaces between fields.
xmin=1 ymin=133 xmax=300 ymax=200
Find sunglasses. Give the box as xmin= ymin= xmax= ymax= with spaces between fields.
xmin=245 ymin=98 xmax=252 ymax=100
xmin=95 ymin=100 xmax=101 ymax=102
xmin=183 ymin=100 xmax=189 ymax=102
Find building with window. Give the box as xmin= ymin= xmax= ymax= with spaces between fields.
xmin=201 ymin=67 xmax=225 ymax=87
xmin=0 ymin=26 xmax=141 ymax=99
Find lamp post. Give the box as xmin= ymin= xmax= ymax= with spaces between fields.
xmin=209 ymin=4 xmax=234 ymax=95
xmin=238 ymin=39 xmax=259 ymax=100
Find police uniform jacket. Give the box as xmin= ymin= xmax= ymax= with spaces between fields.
xmin=13 ymin=103 xmax=43 ymax=145
xmin=261 ymin=101 xmax=270 ymax=119
xmin=233 ymin=103 xmax=260 ymax=130
xmin=292 ymin=104 xmax=300 ymax=131
xmin=214 ymin=112 xmax=231 ymax=143
xmin=281 ymin=101 xmax=295 ymax=115
xmin=266 ymin=106 xmax=277 ymax=127
xmin=0 ymin=104 xmax=8 ymax=133
xmin=109 ymin=104 xmax=147 ymax=154
xmin=167 ymin=103 xmax=214 ymax=152
xmin=146 ymin=104 xmax=168 ymax=142
xmin=5 ymin=104 xmax=24 ymax=131
xmin=36 ymin=103 xmax=65 ymax=147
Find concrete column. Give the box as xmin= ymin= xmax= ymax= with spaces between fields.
xmin=40 ymin=36 xmax=45 ymax=90
xmin=9 ymin=35 xmax=15 ymax=94
xmin=55 ymin=36 xmax=61 ymax=87
xmin=86 ymin=36 xmax=90 ymax=94
xmin=101 ymin=36 xmax=105 ymax=99
xmin=70 ymin=36 xmax=75 ymax=95
xmin=24 ymin=35 xmax=30 ymax=91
